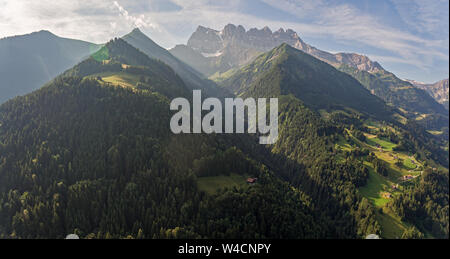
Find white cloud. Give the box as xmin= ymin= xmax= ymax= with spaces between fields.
xmin=257 ymin=0 xmax=448 ymax=79
xmin=112 ymin=1 xmax=160 ymax=31
xmin=392 ymin=0 xmax=449 ymax=37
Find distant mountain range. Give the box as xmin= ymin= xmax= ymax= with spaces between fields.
xmin=1 ymin=26 xmax=447 ymax=123
xmin=0 ymin=28 xmax=230 ymax=105
xmin=407 ymin=79 xmax=449 ymax=110
xmin=170 ymin=24 xmax=448 ymax=129
xmin=0 ymin=31 xmax=100 ymax=104
xmin=170 ymin=24 xmax=384 ymax=76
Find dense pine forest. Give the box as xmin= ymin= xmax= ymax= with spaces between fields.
xmin=0 ymin=38 xmax=448 ymax=239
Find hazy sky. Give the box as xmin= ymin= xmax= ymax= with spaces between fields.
xmin=0 ymin=0 xmax=448 ymax=83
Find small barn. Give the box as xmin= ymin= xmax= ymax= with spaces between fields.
xmin=403 ymin=175 xmax=414 ymax=181
xmin=246 ymin=178 xmax=258 ymax=184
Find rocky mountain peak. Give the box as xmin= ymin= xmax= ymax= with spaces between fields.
xmin=131 ymin=27 xmax=142 ymax=34
xmin=181 ymin=24 xmax=388 ymax=75
xmin=262 ymin=26 xmax=272 ymax=34
xmin=187 ymin=26 xmax=223 ymax=54
xmin=334 ymin=53 xmax=384 ymax=73
xmin=187 ymin=24 xmax=305 ymax=54
xmin=408 ymin=78 xmax=449 ymax=109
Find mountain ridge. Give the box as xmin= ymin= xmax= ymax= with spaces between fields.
xmin=217 ymin=43 xmax=393 ymax=120
xmin=122 ymin=28 xmax=230 ymax=97
xmin=0 ymin=30 xmax=100 ymax=104
xmin=171 ymin=24 xmax=448 ymax=130
xmin=171 ymin=24 xmax=385 ymax=76
xmin=407 ymin=79 xmax=449 ymax=110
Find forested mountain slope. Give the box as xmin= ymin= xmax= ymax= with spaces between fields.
xmin=0 ymin=38 xmax=381 ymax=239
xmin=217 ymin=43 xmax=393 ymax=120
xmin=339 ymin=65 xmax=448 ymax=131
xmin=0 ymin=36 xmax=447 ymax=239
xmin=217 ymin=43 xmax=449 ymax=238
xmin=123 ymin=28 xmax=229 ymax=97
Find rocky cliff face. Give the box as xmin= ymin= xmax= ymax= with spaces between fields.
xmin=187 ymin=26 xmax=224 ymax=54
xmin=408 ymin=79 xmax=449 ymax=109
xmin=181 ymin=24 xmax=385 ymax=75
xmin=333 ymin=53 xmax=384 ymax=73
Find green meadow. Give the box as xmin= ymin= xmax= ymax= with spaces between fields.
xmin=197 ymin=173 xmax=250 ymax=195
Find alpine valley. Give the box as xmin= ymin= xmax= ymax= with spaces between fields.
xmin=0 ymin=25 xmax=448 ymax=240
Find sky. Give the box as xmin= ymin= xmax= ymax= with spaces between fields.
xmin=0 ymin=0 xmax=448 ymax=83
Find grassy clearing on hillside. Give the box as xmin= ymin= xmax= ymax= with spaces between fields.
xmin=197 ymin=173 xmax=249 ymax=195
xmin=377 ymin=207 xmax=410 ymax=239
xmin=349 ymin=127 xmax=422 ymax=178
xmin=358 ymin=162 xmax=412 ymax=239
xmin=358 ymin=161 xmax=411 ymax=239
xmin=403 ymin=158 xmax=417 ymax=170
xmin=359 ymin=162 xmax=391 ymax=207
xmin=427 ymin=130 xmax=444 ymax=136
xmin=363 ymin=133 xmax=377 ymax=139
xmin=393 ymin=113 xmax=408 ymax=125
xmin=89 ymin=72 xmax=141 ymax=89
xmin=366 ymin=137 xmax=397 ymax=151
xmin=415 ymin=113 xmax=431 ymax=121
xmin=365 ymin=120 xmax=382 ymax=129
xmin=335 ymin=137 xmax=354 ymax=152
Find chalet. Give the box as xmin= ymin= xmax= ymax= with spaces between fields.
xmin=403 ymin=175 xmax=414 ymax=181
xmin=382 ymin=192 xmax=392 ymax=199
xmin=246 ymin=178 xmax=258 ymax=184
